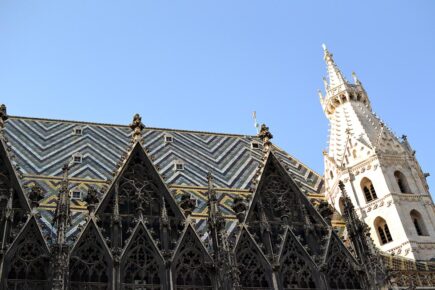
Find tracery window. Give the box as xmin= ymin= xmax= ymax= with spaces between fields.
xmin=394 ymin=171 xmax=411 ymax=193
xmin=361 ymin=178 xmax=377 ymax=202
xmin=325 ymin=237 xmax=361 ymax=289
xmin=5 ymin=220 xmax=50 ymax=290
xmin=410 ymin=210 xmax=429 ymax=236
xmin=236 ymin=231 xmax=272 ymax=290
xmin=121 ymin=225 xmax=162 ymax=290
xmin=69 ymin=222 xmax=111 ymax=290
xmin=279 ymin=232 xmax=316 ymax=289
xmin=172 ymin=228 xmax=212 ymax=290
xmin=374 ymin=217 xmax=393 ymax=244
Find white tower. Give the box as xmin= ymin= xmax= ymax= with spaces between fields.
xmin=319 ymin=45 xmax=435 ymax=260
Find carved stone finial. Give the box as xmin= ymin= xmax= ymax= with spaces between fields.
xmin=179 ymin=192 xmax=196 ymax=216
xmin=232 ymin=196 xmax=247 ymax=223
xmin=0 ymin=104 xmax=8 ymax=130
xmin=160 ymin=197 xmax=169 ymax=227
xmin=129 ymin=113 xmax=145 ymax=142
xmin=258 ymin=124 xmax=273 ymax=152
xmin=84 ymin=186 xmax=99 ymax=214
xmin=28 ymin=183 xmax=44 ymax=209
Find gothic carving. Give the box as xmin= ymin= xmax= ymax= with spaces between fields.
xmin=4 ymin=218 xmax=50 ymax=290
xmin=323 ymin=235 xmax=361 ymax=290
xmin=96 ymin=144 xmax=184 ymax=250
xmin=172 ymin=225 xmax=213 ymax=289
xmin=121 ymin=223 xmax=163 ymax=290
xmin=278 ymin=228 xmax=317 ymax=289
xmin=69 ymin=220 xmax=111 ymax=290
xmin=235 ymin=228 xmax=272 ymax=289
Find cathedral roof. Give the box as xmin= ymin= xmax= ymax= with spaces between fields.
xmin=3 ymin=115 xmax=324 ymax=242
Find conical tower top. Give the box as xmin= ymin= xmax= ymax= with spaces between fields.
xmin=323 ymin=44 xmax=348 ymax=89
xmin=319 ymin=45 xmax=370 ymax=116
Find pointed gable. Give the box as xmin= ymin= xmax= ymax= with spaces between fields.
xmin=278 ymin=227 xmax=318 ymax=289
xmin=172 ymin=224 xmax=213 ymax=288
xmin=246 ymin=151 xmax=326 ymax=226
xmin=0 ymin=137 xmax=34 ymax=256
xmin=323 ymin=233 xmax=361 ymax=289
xmin=3 ymin=216 xmax=50 ymax=289
xmin=234 ymin=227 xmax=273 ymax=288
xmin=121 ymin=221 xmax=164 ymax=287
xmin=96 ymin=142 xmax=184 ymax=247
xmin=245 ymin=151 xmax=329 ymax=259
xmin=69 ymin=218 xmax=112 ymax=287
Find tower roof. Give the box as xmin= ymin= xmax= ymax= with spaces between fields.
xmin=323 ymin=44 xmax=348 ymax=89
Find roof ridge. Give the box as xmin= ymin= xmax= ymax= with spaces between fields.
xmin=8 ymin=115 xmax=258 ymax=138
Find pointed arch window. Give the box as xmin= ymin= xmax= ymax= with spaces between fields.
xmin=279 ymin=231 xmax=316 ymax=289
xmin=172 ymin=227 xmax=212 ymax=289
xmin=70 ymin=222 xmax=111 ymax=290
xmin=5 ymin=219 xmax=50 ymax=290
xmin=410 ymin=210 xmax=429 ymax=236
xmin=352 ymin=149 xmax=358 ymax=159
xmin=361 ymin=178 xmax=377 ymax=202
xmin=374 ymin=217 xmax=393 ymax=245
xmin=235 ymin=231 xmax=272 ymax=289
xmin=394 ymin=171 xmax=411 ymax=194
xmin=121 ymin=225 xmax=162 ymax=290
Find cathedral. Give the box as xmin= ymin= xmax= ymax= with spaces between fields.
xmin=0 ymin=47 xmax=433 ymax=290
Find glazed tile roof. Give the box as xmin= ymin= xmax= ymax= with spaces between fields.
xmin=3 ymin=115 xmax=325 ymax=241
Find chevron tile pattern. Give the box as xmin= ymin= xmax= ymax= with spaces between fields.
xmin=4 ymin=116 xmax=325 ymax=242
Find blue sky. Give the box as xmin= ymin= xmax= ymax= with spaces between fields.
xmin=1 ymin=1 xmax=434 ymax=192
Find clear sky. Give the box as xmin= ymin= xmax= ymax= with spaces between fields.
xmin=1 ymin=1 xmax=434 ymax=192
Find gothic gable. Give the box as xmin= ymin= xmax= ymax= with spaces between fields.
xmin=234 ymin=227 xmax=273 ymax=289
xmin=120 ymin=221 xmax=165 ymax=289
xmin=3 ymin=216 xmax=50 ymax=290
xmin=96 ymin=142 xmax=184 ymax=248
xmin=172 ymin=224 xmax=213 ymax=289
xmin=245 ymin=152 xmax=329 ymax=261
xmin=0 ymin=138 xmax=31 ymax=213
xmin=278 ymin=227 xmax=318 ymax=289
xmin=0 ymin=138 xmax=32 ymax=252
xmin=69 ymin=218 xmax=112 ymax=289
xmin=323 ymin=232 xmax=362 ymax=290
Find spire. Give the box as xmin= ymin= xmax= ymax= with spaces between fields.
xmin=323 ymin=44 xmax=348 ymax=89
xmin=319 ymin=45 xmax=370 ymax=117
xmin=52 ymin=163 xmax=73 ymax=290
xmin=338 ymin=181 xmax=388 ymax=289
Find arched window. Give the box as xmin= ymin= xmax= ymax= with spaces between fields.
xmin=361 ymin=178 xmax=377 ymax=202
xmin=394 ymin=171 xmax=411 ymax=193
xmin=338 ymin=197 xmax=345 ymax=216
xmin=352 ymin=149 xmax=358 ymax=159
xmin=374 ymin=217 xmax=393 ymax=245
xmin=329 ymin=171 xmax=334 ymax=179
xmin=410 ymin=210 xmax=429 ymax=236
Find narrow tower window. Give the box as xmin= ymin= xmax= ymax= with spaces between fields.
xmin=394 ymin=171 xmax=411 ymax=194
xmin=410 ymin=210 xmax=428 ymax=236
xmin=361 ymin=178 xmax=377 ymax=202
xmin=374 ymin=217 xmax=393 ymax=245
xmin=352 ymin=149 xmax=358 ymax=159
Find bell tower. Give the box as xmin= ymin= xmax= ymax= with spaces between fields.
xmin=319 ymin=45 xmax=435 ymax=260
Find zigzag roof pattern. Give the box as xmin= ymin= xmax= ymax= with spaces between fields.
xmin=2 ymin=115 xmax=325 ymax=242
xmin=4 ymin=115 xmax=324 ymax=192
